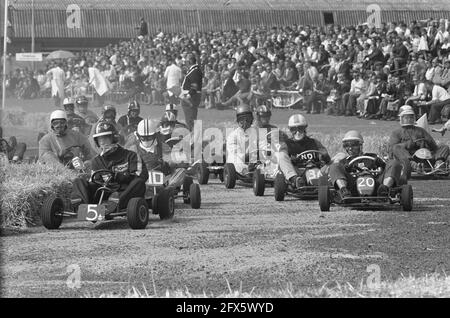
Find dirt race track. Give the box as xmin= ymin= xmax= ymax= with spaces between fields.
xmin=1 ymin=99 xmax=450 ymax=297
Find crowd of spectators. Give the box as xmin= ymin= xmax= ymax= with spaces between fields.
xmin=2 ymin=17 xmax=450 ymax=124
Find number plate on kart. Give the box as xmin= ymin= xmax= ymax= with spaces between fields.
xmin=77 ymin=204 xmax=106 ymax=222
xmin=305 ymin=168 xmax=322 ymax=186
xmin=356 ymin=176 xmax=375 ymax=196
xmin=147 ymin=171 xmax=164 ymax=186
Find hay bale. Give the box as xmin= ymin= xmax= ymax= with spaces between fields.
xmin=0 ymin=163 xmax=78 ymax=229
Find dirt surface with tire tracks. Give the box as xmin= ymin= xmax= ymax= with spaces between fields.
xmin=1 ymin=177 xmax=449 ymax=297
xmin=1 ymin=101 xmax=450 ymax=297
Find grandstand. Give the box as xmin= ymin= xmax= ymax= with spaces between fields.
xmin=1 ymin=0 xmax=450 ymax=51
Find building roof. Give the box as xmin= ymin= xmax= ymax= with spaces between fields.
xmin=4 ymin=0 xmax=450 ymax=11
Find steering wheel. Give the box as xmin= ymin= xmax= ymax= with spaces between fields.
xmin=91 ymin=169 xmax=117 ymax=187
xmin=347 ymin=155 xmax=378 ymax=172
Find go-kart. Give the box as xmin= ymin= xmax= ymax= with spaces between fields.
xmin=145 ymin=161 xmax=202 ymax=220
xmin=402 ymin=147 xmax=450 ymax=179
xmin=318 ymin=155 xmax=413 ymax=212
xmin=265 ymin=150 xmax=330 ymax=201
xmin=196 ymin=141 xmax=226 ymax=185
xmin=40 ymin=169 xmax=150 ymax=230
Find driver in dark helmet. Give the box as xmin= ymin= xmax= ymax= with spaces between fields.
xmin=38 ymin=110 xmax=95 ymax=165
xmin=329 ymin=130 xmax=402 ymax=200
xmin=118 ymin=100 xmax=144 ymax=133
xmin=74 ymin=95 xmax=99 ymax=125
xmin=70 ymin=121 xmax=148 ymax=215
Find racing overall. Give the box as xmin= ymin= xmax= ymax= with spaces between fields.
xmin=278 ymin=136 xmax=331 ymax=180
xmin=389 ymin=126 xmax=450 ymax=163
xmin=71 ymin=145 xmax=148 ymax=210
xmin=38 ymin=129 xmax=96 ymax=165
xmin=329 ymin=153 xmax=402 ymax=193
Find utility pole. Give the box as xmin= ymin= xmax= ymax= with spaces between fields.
xmin=2 ymin=0 xmax=9 ymax=111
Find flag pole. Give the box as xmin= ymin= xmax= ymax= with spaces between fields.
xmin=2 ymin=0 xmax=8 ymax=112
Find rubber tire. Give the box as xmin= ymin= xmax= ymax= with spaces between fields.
xmin=151 ymin=193 xmax=159 ymax=214
xmin=41 ymin=195 xmax=64 ymax=230
xmin=158 ymin=187 xmax=175 ymax=220
xmin=189 ymin=183 xmax=201 ymax=209
xmin=127 ymin=197 xmax=149 ymax=229
xmin=183 ymin=176 xmax=194 ymax=204
xmin=318 ymin=174 xmax=329 ymax=186
xmin=197 ymin=163 xmax=210 ymax=185
xmin=253 ymin=169 xmax=265 ymax=196
xmin=401 ymin=184 xmax=413 ymax=212
xmin=318 ymin=186 xmax=331 ymax=212
xmin=274 ymin=173 xmax=286 ymax=201
xmin=224 ymin=163 xmax=237 ymax=189
xmin=218 ymin=171 xmax=224 ymax=182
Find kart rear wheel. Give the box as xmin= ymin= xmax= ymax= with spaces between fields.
xmin=197 ymin=163 xmax=210 ymax=185
xmin=218 ymin=171 xmax=224 ymax=182
xmin=189 ymin=183 xmax=201 ymax=209
xmin=401 ymin=184 xmax=413 ymax=212
xmin=274 ymin=173 xmax=286 ymax=201
xmin=158 ymin=187 xmax=175 ymax=220
xmin=253 ymin=169 xmax=265 ymax=196
xmin=224 ymin=163 xmax=237 ymax=189
xmin=318 ymin=186 xmax=331 ymax=212
xmin=127 ymin=197 xmax=149 ymax=229
xmin=151 ymin=193 xmax=159 ymax=214
xmin=401 ymin=159 xmax=412 ymax=180
xmin=183 ymin=176 xmax=194 ymax=204
xmin=41 ymin=195 xmax=64 ymax=230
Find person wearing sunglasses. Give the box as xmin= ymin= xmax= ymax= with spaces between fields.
xmin=329 ymin=130 xmax=402 ymax=201
xmin=277 ymin=114 xmax=331 ymax=189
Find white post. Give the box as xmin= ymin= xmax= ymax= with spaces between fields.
xmin=31 ymin=0 xmax=35 ymax=71
xmin=2 ymin=0 xmax=9 ymax=112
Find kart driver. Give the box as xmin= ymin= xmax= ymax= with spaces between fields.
xmin=278 ymin=114 xmax=331 ymax=188
xmin=74 ymin=95 xmax=99 ymax=125
xmin=38 ymin=110 xmax=96 ymax=166
xmin=63 ymin=97 xmax=89 ymax=135
xmin=254 ymin=105 xmax=277 ymax=129
xmin=118 ymin=100 xmax=144 ymax=135
xmin=70 ymin=121 xmax=148 ymax=215
xmin=90 ymin=105 xmax=125 ymax=150
xmin=389 ymin=105 xmax=450 ymax=171
xmin=329 ymin=130 xmax=402 ymax=200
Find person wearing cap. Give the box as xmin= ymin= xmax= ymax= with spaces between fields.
xmin=422 ymin=81 xmax=450 ymax=124
xmin=70 ymin=121 xmax=148 ymax=217
xmin=277 ymin=114 xmax=331 ymax=189
xmin=180 ymin=55 xmax=203 ymax=131
xmin=389 ymin=105 xmax=450 ymax=171
xmin=329 ymin=130 xmax=402 ymax=201
xmin=0 ymin=126 xmax=27 ymax=163
xmin=74 ymin=95 xmax=99 ymax=125
xmin=38 ymin=110 xmax=95 ymax=165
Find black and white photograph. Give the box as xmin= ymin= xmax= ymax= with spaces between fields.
xmin=0 ymin=0 xmax=449 ymax=301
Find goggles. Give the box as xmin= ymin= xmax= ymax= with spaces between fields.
xmin=343 ymin=140 xmax=361 ymax=148
xmin=52 ymin=119 xmax=67 ymax=126
xmin=139 ymin=134 xmax=157 ymax=142
xmin=289 ymin=126 xmax=306 ymax=134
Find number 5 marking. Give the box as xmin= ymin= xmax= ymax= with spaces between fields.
xmin=86 ymin=204 xmax=98 ymax=221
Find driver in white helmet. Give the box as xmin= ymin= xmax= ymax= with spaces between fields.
xmin=125 ymin=118 xmax=173 ymax=174
xmin=329 ymin=130 xmax=402 ymax=200
xmin=278 ymin=114 xmax=331 ymax=188
xmin=63 ymin=97 xmax=89 ymax=135
xmin=38 ymin=110 xmax=96 ymax=165
xmin=389 ymin=105 xmax=450 ymax=171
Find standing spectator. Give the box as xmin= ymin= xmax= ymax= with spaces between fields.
xmin=136 ymin=17 xmax=148 ymax=40
xmin=164 ymin=56 xmax=183 ymax=104
xmin=423 ymin=81 xmax=450 ymax=124
xmin=180 ymin=55 xmax=203 ymax=131
xmin=46 ymin=62 xmax=65 ymax=107
xmin=88 ymin=64 xmax=109 ymax=107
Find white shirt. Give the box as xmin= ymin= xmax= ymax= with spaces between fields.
xmin=432 ymin=85 xmax=450 ymax=101
xmin=413 ymin=83 xmax=427 ymax=99
xmin=350 ymin=78 xmax=366 ymax=95
xmin=164 ymin=63 xmax=182 ymax=89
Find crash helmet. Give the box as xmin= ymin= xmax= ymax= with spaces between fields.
xmin=160 ymin=111 xmax=177 ymax=135
xmin=92 ymin=121 xmax=119 ymax=147
xmin=165 ymin=103 xmax=178 ymax=118
xmin=136 ymin=119 xmax=160 ymax=150
xmin=128 ymin=100 xmax=141 ymax=116
xmin=288 ymin=114 xmax=307 ymax=128
xmin=63 ymin=97 xmax=75 ymax=112
xmin=236 ymin=104 xmax=254 ymax=130
xmin=256 ymin=105 xmax=272 ymax=120
xmin=75 ymin=95 xmax=89 ymax=107
xmin=101 ymin=105 xmax=117 ymax=122
xmin=342 ymin=130 xmax=364 ymax=156
xmin=398 ymin=105 xmax=415 ymax=126
xmin=50 ymin=110 xmax=68 ymax=136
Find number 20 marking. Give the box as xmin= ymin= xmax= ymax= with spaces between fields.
xmin=358 ymin=178 xmax=374 ymax=187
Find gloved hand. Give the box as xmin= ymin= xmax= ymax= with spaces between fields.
xmin=71 ymin=156 xmax=84 ymax=170
xmin=114 ymin=171 xmax=132 ymax=184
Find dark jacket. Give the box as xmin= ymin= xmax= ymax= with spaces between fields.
xmin=182 ymin=64 xmax=203 ymax=96
xmin=284 ymin=136 xmax=331 ymax=164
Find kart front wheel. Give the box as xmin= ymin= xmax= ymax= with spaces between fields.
xmin=224 ymin=163 xmax=237 ymax=189
xmin=41 ymin=195 xmax=64 ymax=230
xmin=274 ymin=173 xmax=286 ymax=201
xmin=253 ymin=169 xmax=265 ymax=196
xmin=401 ymin=184 xmax=413 ymax=212
xmin=318 ymin=186 xmax=331 ymax=212
xmin=183 ymin=176 xmax=194 ymax=204
xmin=189 ymin=183 xmax=201 ymax=209
xmin=151 ymin=193 xmax=159 ymax=214
xmin=197 ymin=163 xmax=210 ymax=185
xmin=158 ymin=187 xmax=175 ymax=220
xmin=127 ymin=197 xmax=149 ymax=229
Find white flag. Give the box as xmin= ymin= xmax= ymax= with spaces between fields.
xmin=416 ymin=113 xmax=430 ymax=134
